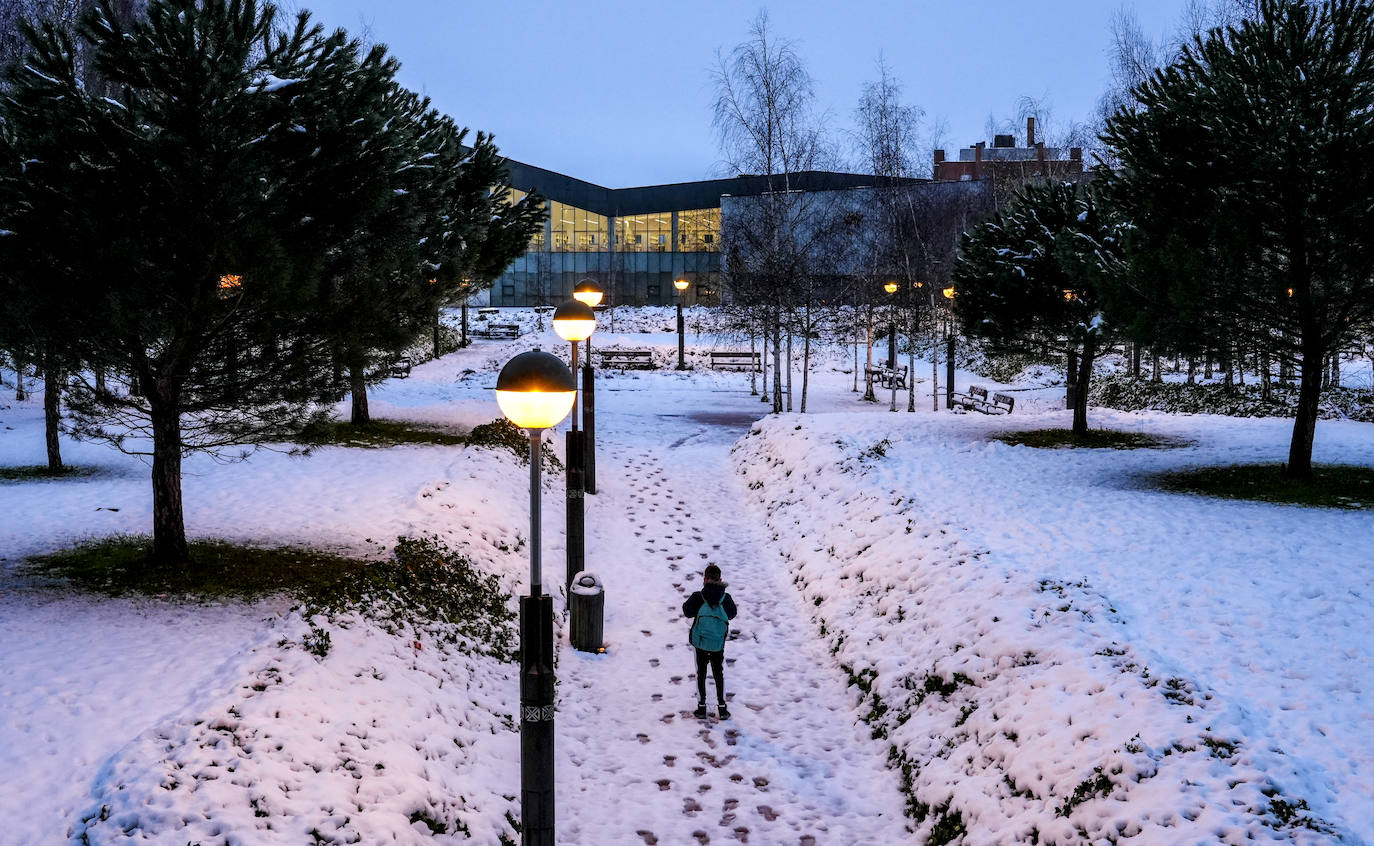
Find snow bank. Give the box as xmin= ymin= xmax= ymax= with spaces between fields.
xmin=733 ymin=412 xmax=1357 ymax=843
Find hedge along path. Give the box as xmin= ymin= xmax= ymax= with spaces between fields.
xmin=551 ymin=384 xmax=909 ymax=844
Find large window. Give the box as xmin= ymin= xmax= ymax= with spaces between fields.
xmin=617 ymin=212 xmax=672 ymax=252
xmin=677 ymin=208 xmax=721 ymax=252
xmin=550 ymin=201 xmax=608 ymax=252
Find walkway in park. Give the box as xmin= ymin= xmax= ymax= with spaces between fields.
xmin=552 ymin=381 xmax=909 ymax=844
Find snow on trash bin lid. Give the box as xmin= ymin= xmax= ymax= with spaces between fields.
xmin=570 ymin=571 xmax=603 ymax=595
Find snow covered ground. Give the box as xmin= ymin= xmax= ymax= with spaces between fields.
xmin=1 ymin=308 xmax=1371 ymax=843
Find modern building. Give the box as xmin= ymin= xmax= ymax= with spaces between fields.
xmin=487 ymin=162 xmax=915 ymax=307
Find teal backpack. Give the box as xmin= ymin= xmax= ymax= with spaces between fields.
xmin=690 ymin=601 xmax=730 ymax=652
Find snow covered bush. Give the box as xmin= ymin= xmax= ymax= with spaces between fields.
xmin=1090 ymin=375 xmax=1374 ymax=423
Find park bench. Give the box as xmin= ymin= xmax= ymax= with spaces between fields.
xmin=708 ymin=350 xmax=761 ymax=371
xmin=950 ymin=385 xmax=1015 ymax=414
xmin=476 ymin=307 xmax=500 ymax=317
xmin=865 ymin=363 xmax=908 ymax=390
xmin=389 ymin=357 xmax=412 ymax=379
xmin=533 ymin=305 xmax=554 ymax=314
xmin=474 ymin=323 xmax=520 ymax=339
xmin=598 ymin=349 xmax=654 ymax=370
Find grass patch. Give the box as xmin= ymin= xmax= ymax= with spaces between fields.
xmin=1151 ymin=463 xmax=1374 ymax=509
xmin=0 ymin=464 xmax=99 ymax=482
xmin=26 ymin=535 xmax=371 ymax=599
xmin=297 ymin=419 xmax=466 ymax=448
xmin=992 ymin=428 xmax=1188 ymax=450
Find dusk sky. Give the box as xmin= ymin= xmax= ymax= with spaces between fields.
xmin=288 ymin=1 xmax=1198 ymax=188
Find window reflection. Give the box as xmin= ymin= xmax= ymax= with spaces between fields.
xmin=617 ymin=213 xmax=672 ymax=252
xmin=677 ymin=208 xmax=720 ymax=252
xmin=550 ymin=201 xmax=608 ymax=252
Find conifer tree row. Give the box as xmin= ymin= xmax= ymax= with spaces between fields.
xmin=0 ymin=0 xmax=542 ymax=568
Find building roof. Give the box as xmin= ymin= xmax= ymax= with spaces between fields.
xmin=502 ymin=158 xmax=924 ymax=216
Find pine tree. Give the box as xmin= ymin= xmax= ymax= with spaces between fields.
xmin=0 ymin=0 xmax=410 ymax=568
xmin=1103 ymin=0 xmax=1374 ymax=478
xmin=951 ymin=179 xmax=1123 ymax=435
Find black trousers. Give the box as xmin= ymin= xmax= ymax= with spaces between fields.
xmin=694 ymin=647 xmax=725 ymax=703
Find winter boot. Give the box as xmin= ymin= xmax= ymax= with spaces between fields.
xmin=694 ymin=702 xmax=709 ymax=719
xmin=716 ymin=703 xmax=730 ymax=719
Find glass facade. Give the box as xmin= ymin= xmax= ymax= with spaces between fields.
xmin=488 ymin=202 xmax=722 ymax=307
xmin=677 ymin=208 xmax=721 ymax=252
xmin=550 ymin=201 xmax=608 ymax=251
xmin=616 ymin=213 xmax=672 ymax=252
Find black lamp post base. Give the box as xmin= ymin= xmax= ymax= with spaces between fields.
xmin=519 ymin=594 xmax=555 ymax=845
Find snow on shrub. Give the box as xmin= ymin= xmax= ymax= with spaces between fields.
xmin=732 ymin=416 xmax=1334 ymax=844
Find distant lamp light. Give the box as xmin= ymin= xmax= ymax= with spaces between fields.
xmin=1063 ymin=289 xmax=1078 ymax=301
xmin=674 ymin=277 xmax=690 ymax=292
xmin=1287 ymin=287 xmax=1295 ymax=297
xmin=913 ymin=281 xmax=924 ymax=289
xmin=553 ymin=299 xmax=597 ymax=342
xmin=573 ymin=279 xmax=604 ymax=308
xmin=495 ymin=350 xmax=577 ymax=430
xmin=218 ymin=274 xmax=242 ymax=295
xmin=884 ymin=281 xmax=899 ymax=294
xmin=943 ymin=286 xmax=956 ymax=299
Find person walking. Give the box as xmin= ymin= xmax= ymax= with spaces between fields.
xmin=682 ymin=564 xmax=738 ymax=719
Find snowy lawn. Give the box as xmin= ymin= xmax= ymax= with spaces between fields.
xmin=1 ymin=309 xmax=1371 ymax=843
xmin=733 ymin=406 xmax=1373 ymax=843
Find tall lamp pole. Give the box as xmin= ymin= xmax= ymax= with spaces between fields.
xmin=943 ymin=286 xmax=957 ymax=410
xmin=572 ymin=280 xmax=604 ymax=495
xmin=495 ymin=351 xmax=578 ymax=846
xmin=884 ymin=281 xmax=899 ymax=412
xmin=553 ymin=299 xmax=596 ymax=588
xmin=674 ymin=277 xmax=690 ymax=370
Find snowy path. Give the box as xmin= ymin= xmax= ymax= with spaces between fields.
xmin=554 ymin=383 xmax=909 ymax=844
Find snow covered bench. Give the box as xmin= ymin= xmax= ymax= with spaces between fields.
xmin=389 ymin=357 xmax=412 ymax=378
xmin=598 ymin=349 xmax=654 ymax=370
xmin=951 ymin=385 xmax=1014 ymax=414
xmin=708 ymin=350 xmax=761 ymax=371
xmin=474 ymin=323 xmax=520 ymax=339
xmin=866 ymin=364 xmax=908 ymax=390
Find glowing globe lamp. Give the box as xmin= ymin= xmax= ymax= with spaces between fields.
xmin=673 ymin=277 xmax=689 ymax=292
xmin=573 ymin=279 xmax=604 ymax=308
xmin=884 ymin=281 xmax=899 ymax=294
xmin=495 ymin=350 xmax=577 ymax=430
xmin=553 ymin=299 xmax=596 ymax=343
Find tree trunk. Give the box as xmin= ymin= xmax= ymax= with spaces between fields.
xmin=1330 ymin=352 xmax=1341 ymax=388
xmin=349 ymin=360 xmax=370 ymax=425
xmin=863 ymin=307 xmax=876 ymax=402
xmin=1131 ymin=342 xmax=1141 ymax=378
xmin=931 ymin=328 xmax=939 ymax=411
xmin=43 ymin=361 xmax=63 ymax=471
xmin=785 ymin=332 xmax=793 ymax=412
xmin=149 ymin=386 xmax=189 ymax=568
xmin=852 ymin=332 xmax=858 ymax=393
xmin=1285 ymin=341 xmax=1325 ymax=479
xmin=1151 ymin=350 xmax=1162 ymax=383
xmin=15 ymin=365 xmax=25 ymax=401
xmin=1261 ymin=348 xmax=1272 ymax=401
xmin=751 ymin=330 xmax=759 ymax=396
xmin=1066 ymin=349 xmax=1079 ymax=410
xmin=907 ymin=312 xmax=916 ymax=412
xmin=433 ymin=307 xmax=442 ymax=359
xmin=772 ymin=320 xmax=783 ymax=414
xmin=1187 ymin=355 xmax=1196 ymax=385
xmin=461 ymin=301 xmax=469 ymax=347
xmin=759 ymin=324 xmax=769 ymax=404
xmin=95 ymin=367 xmax=107 ymax=396
xmin=1072 ymin=334 xmax=1097 ymax=437
xmin=800 ymin=314 xmax=811 ymax=413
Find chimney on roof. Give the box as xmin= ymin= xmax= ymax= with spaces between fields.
xmin=974 ymin=141 xmax=985 ymax=180
xmin=1027 ymin=116 xmax=1037 ymax=148
xmin=1036 ymin=142 xmax=1048 ymax=176
xmin=993 ymin=134 xmax=1014 ymax=148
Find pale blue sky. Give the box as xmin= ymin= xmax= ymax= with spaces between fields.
xmin=288 ymin=1 xmax=1195 ymax=187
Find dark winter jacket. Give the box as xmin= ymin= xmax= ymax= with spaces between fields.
xmin=682 ymin=579 xmax=738 ymax=624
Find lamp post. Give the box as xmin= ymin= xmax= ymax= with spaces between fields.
xmin=572 ymin=280 xmax=603 ymax=495
xmin=943 ymin=286 xmax=956 ymax=410
xmin=495 ymin=350 xmax=578 ymax=846
xmin=553 ymin=299 xmax=596 ymax=588
xmin=674 ymin=277 xmax=689 ymax=370
xmin=884 ymin=281 xmax=899 ymax=412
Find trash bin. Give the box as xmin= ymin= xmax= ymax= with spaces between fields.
xmin=569 ymin=571 xmax=604 ymax=653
